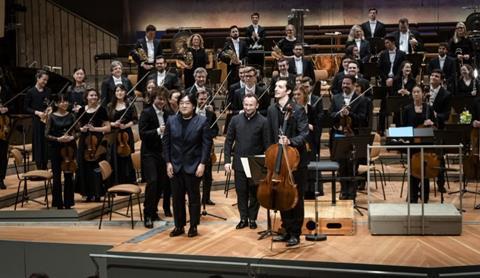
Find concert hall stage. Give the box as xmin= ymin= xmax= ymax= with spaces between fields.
xmin=1 ymin=187 xmax=480 ymax=278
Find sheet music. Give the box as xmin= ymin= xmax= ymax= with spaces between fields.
xmin=240 ymin=157 xmax=252 ymax=178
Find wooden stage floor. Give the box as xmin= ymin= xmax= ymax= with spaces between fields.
xmin=2 ymin=182 xmax=480 ymax=269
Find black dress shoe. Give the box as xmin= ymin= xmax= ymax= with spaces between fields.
xmin=236 ymin=219 xmax=248 ymax=229
xmin=272 ymin=233 xmax=290 ymax=242
xmin=0 ymin=181 xmax=6 ymax=190
xmin=169 ymin=227 xmax=185 ymax=237
xmin=164 ymin=210 xmax=173 ymax=217
xmin=249 ymin=220 xmax=257 ymax=229
xmin=144 ymin=217 xmax=154 ymax=229
xmin=188 ymin=226 xmax=198 ymax=237
xmin=206 ymin=200 xmax=215 ymax=206
xmin=286 ymin=236 xmax=300 ymax=247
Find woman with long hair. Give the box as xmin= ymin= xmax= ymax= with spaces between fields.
xmin=66 ymin=67 xmax=87 ymax=114
xmin=345 ymin=25 xmax=371 ymax=63
xmin=456 ymin=64 xmax=479 ymax=96
xmin=448 ymin=22 xmax=474 ymax=65
xmin=179 ymin=34 xmax=208 ymax=89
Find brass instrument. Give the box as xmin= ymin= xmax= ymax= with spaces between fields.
xmin=184 ymin=50 xmax=194 ymax=67
xmin=224 ymin=47 xmax=240 ymax=65
xmin=271 ymin=40 xmax=284 ymax=60
xmin=135 ymin=47 xmax=149 ymax=62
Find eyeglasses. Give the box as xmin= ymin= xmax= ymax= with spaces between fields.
xmin=244 ymin=75 xmax=255 ymax=78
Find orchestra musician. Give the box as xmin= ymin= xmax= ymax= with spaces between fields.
xmin=131 ymin=24 xmax=163 ymax=92
xmin=269 ymin=59 xmax=296 ymax=95
xmin=267 ymin=79 xmax=309 ymax=247
xmin=147 ymin=55 xmax=182 ymax=91
xmin=75 ymin=88 xmax=111 ymax=202
xmin=331 ymin=56 xmax=354 ymax=95
xmin=456 ymin=64 xmax=479 ymax=97
xmin=139 ymin=87 xmax=173 ymax=229
xmin=219 ymin=25 xmax=249 ymax=86
xmin=448 ymin=22 xmax=474 ymax=65
xmin=402 ymin=85 xmax=436 ymax=203
xmin=288 ymin=43 xmax=316 ymax=81
xmin=186 ymin=67 xmax=210 ymax=96
xmin=66 ymin=67 xmax=87 ymax=114
xmin=329 ymin=75 xmax=368 ymax=200
xmin=45 ymin=94 xmax=76 ymax=209
xmin=276 ymin=24 xmax=297 ymax=58
xmin=246 ymin=12 xmax=266 ymax=49
xmin=196 ymin=89 xmax=219 ymax=206
xmin=232 ymin=66 xmax=269 ymax=116
xmin=428 ymin=43 xmax=457 ymax=93
xmin=163 ymin=93 xmax=212 ymax=238
xmin=24 ymin=70 xmax=51 ymax=170
xmin=389 ymin=18 xmax=423 ymax=55
xmin=392 ymin=61 xmax=416 ymax=97
xmin=472 ymin=96 xmax=480 ymax=128
xmin=100 ymin=61 xmax=133 ymax=107
xmin=0 ymin=75 xmax=12 ymax=189
xmin=143 ymin=79 xmax=157 ymax=107
xmin=168 ymin=89 xmax=181 ymax=114
xmin=361 ymin=8 xmax=386 ymax=40
xmin=179 ymin=34 xmax=208 ymax=89
xmin=107 ymin=84 xmax=137 ymax=185
xmin=345 ymin=25 xmax=371 ymax=63
xmin=224 ymin=93 xmax=269 ymax=229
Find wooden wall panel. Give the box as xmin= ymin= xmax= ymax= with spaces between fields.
xmin=15 ymin=0 xmax=118 ymax=77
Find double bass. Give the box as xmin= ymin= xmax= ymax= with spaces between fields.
xmin=257 ymin=104 xmax=299 ymax=211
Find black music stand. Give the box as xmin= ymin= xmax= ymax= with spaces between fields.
xmin=386 ymin=96 xmax=411 ymax=127
xmin=451 ymin=95 xmax=476 ymax=115
xmin=332 ymin=134 xmax=374 ymax=216
xmin=207 ymin=69 xmax=222 ymax=90
xmin=366 ymin=37 xmax=385 ymax=55
xmin=363 ymin=63 xmax=380 ymax=80
xmin=372 ymin=86 xmax=387 ymax=100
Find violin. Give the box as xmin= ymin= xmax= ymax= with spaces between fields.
xmin=60 ymin=140 xmax=77 ymax=173
xmin=84 ymin=132 xmax=99 ymax=161
xmin=337 ymin=106 xmax=354 ymax=137
xmin=0 ymin=88 xmax=27 ymax=141
xmin=116 ymin=129 xmax=131 ymax=157
xmin=40 ymin=99 xmax=54 ymax=124
xmin=257 ymin=104 xmax=299 ymax=211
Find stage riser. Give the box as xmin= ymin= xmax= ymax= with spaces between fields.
xmin=369 ymin=203 xmax=462 ymax=235
xmin=0 ymin=185 xmax=46 ymax=209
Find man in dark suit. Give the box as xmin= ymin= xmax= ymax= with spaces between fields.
xmin=163 ymin=93 xmax=212 ymax=238
xmin=196 ymin=89 xmax=219 ymax=206
xmin=138 ymin=87 xmax=172 ymax=228
xmin=219 ymin=25 xmax=249 ymax=86
xmin=333 ymin=61 xmax=370 ymax=97
xmin=331 ymin=56 xmax=354 ymax=95
xmin=269 ymin=59 xmax=296 ymax=95
xmin=329 ymin=75 xmax=368 ymax=200
xmin=361 ymin=8 xmax=386 ymax=39
xmin=428 ymin=43 xmax=457 ymax=93
xmin=288 ymin=43 xmax=315 ymax=81
xmin=147 ymin=55 xmax=181 ymax=91
xmin=224 ymin=94 xmax=269 ymax=230
xmin=378 ymin=36 xmax=406 ymax=133
xmin=232 ymin=66 xmax=269 ymax=116
xmin=131 ymin=24 xmax=163 ymax=92
xmin=246 ymin=12 xmax=266 ymax=49
xmin=267 ymin=79 xmax=309 ymax=247
xmin=100 ymin=60 xmax=133 ymax=106
xmin=389 ymin=18 xmax=423 ymax=55
xmin=185 ymin=67 xmax=211 ymax=96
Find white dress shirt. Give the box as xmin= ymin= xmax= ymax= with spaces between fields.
xmin=294 ymin=57 xmax=303 ymax=75
xmin=112 ymin=76 xmax=123 ymax=86
xmin=153 ymin=104 xmax=165 ymax=136
xmin=156 ymin=71 xmax=166 ymax=87
xmin=429 ymin=85 xmax=440 ymax=106
xmin=355 ymin=39 xmax=361 ymax=52
xmin=232 ymin=38 xmax=240 ymax=57
xmin=438 ymin=55 xmax=446 ymax=70
xmin=369 ymin=20 xmax=377 ymax=38
xmin=399 ymin=32 xmax=409 ymax=54
xmin=343 ymin=92 xmax=353 ymax=106
xmin=145 ymin=36 xmax=155 ymax=63
xmin=388 ymin=50 xmax=396 ymax=77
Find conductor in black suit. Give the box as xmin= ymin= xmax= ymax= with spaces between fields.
xmin=219 ymin=25 xmax=249 ymax=86
xmin=138 ymin=87 xmax=172 ymax=228
xmin=163 ymin=93 xmax=212 ymax=238
xmin=100 ymin=60 xmax=133 ymax=107
xmin=288 ymin=43 xmax=315 ymax=81
xmin=361 ymin=8 xmax=386 ymax=39
xmin=147 ymin=55 xmax=182 ymax=91
xmin=131 ymin=24 xmax=162 ymax=92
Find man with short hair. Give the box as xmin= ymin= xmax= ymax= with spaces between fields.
xmin=389 ymin=18 xmax=423 ymax=55
xmin=288 ymin=43 xmax=315 ymax=81
xmin=147 ymin=55 xmax=181 ymax=90
xmin=219 ymin=25 xmax=249 ymax=86
xmin=186 ymin=67 xmax=210 ymax=95
xmin=361 ymin=8 xmax=386 ymax=39
xmin=269 ymin=59 xmax=296 ymax=95
xmin=428 ymin=43 xmax=456 ymax=92
xmin=232 ymin=67 xmax=269 ymax=116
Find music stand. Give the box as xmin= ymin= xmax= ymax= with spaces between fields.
xmin=386 ymin=96 xmax=411 ymax=127
xmin=207 ymin=69 xmax=222 ymax=91
xmin=363 ymin=63 xmax=380 ymax=80
xmin=451 ymin=95 xmax=476 ymax=115
xmin=332 ymin=134 xmax=374 ymax=215
xmin=366 ymin=37 xmax=385 ymax=55
xmin=372 ymin=86 xmax=387 ymax=100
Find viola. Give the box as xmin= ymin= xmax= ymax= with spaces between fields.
xmin=60 ymin=140 xmax=77 ymax=173
xmin=84 ymin=132 xmax=99 ymax=161
xmin=116 ymin=129 xmax=131 ymax=157
xmin=257 ymin=104 xmax=300 ymax=211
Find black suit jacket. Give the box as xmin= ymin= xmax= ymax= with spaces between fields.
xmin=269 ymin=74 xmax=296 ymax=95
xmin=389 ymin=30 xmax=423 ymax=54
xmin=185 ymin=85 xmax=212 ymax=96
xmin=361 ymin=21 xmax=386 ymax=39
xmin=245 ymin=25 xmax=266 ymax=47
xmin=100 ymin=76 xmax=133 ymax=106
xmin=329 ymin=93 xmax=368 ymax=129
xmin=378 ymin=49 xmax=407 ymax=82
xmin=431 ymin=87 xmax=452 ymax=129
xmin=428 ymin=56 xmax=457 ymax=89
xmin=219 ymin=38 xmax=249 ymax=64
xmin=203 ymin=109 xmax=219 ymax=139
xmin=288 ymin=57 xmax=316 ymax=81
xmin=402 ymin=103 xmax=435 ymax=127
xmin=162 ymin=114 xmax=212 ymax=174
xmin=345 ymin=40 xmax=371 ymax=61
xmin=232 ymin=85 xmax=269 ymax=116
xmin=131 ymin=37 xmax=162 ymax=66
xmin=147 ymin=71 xmax=181 ymax=90
xmin=139 ymin=106 xmax=171 ymax=158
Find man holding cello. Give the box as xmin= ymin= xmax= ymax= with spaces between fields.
xmin=263 ymin=79 xmax=308 ymax=247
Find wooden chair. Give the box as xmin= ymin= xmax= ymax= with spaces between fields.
xmin=131 ymin=152 xmax=142 ymax=182
xmin=98 ymin=160 xmax=143 ymax=229
xmin=10 ymin=149 xmax=52 ymax=210
xmin=357 ymin=133 xmax=387 ymax=200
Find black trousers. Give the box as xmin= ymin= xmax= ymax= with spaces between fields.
xmin=338 ymin=158 xmax=359 ymax=200
xmin=171 ymin=170 xmax=201 ymax=228
xmin=143 ymin=154 xmax=169 ymax=218
xmin=32 ymin=118 xmax=47 ymax=169
xmin=409 ymin=176 xmax=430 ymax=203
xmin=281 ymin=168 xmax=306 ymax=237
xmin=0 ymin=139 xmax=8 ymax=180
xmin=234 ymin=170 xmax=259 ymax=221
xmin=50 ymin=145 xmax=74 ymax=208
xmin=201 ymin=162 xmax=213 ymax=205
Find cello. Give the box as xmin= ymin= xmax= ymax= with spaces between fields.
xmin=257 ymin=104 xmax=299 ymax=211
xmin=463 ymin=127 xmax=480 ymax=180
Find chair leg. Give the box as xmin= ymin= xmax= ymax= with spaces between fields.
xmin=44 ymin=180 xmax=50 ymax=209
xmin=375 ymin=169 xmax=386 ymax=200
xmin=129 ymin=195 xmax=134 ymax=229
xmin=125 ymin=194 xmax=130 ymax=217
xmin=109 ymin=194 xmax=114 ymax=221
xmin=216 ymin=147 xmax=223 ymax=173
xmin=137 ymin=193 xmax=143 ymax=221
xmin=99 ymin=193 xmax=108 ymax=229
xmin=400 ymin=168 xmax=406 ymax=198
xmin=21 ymin=178 xmax=28 ymax=207
xmin=14 ymin=180 xmax=22 ymax=211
